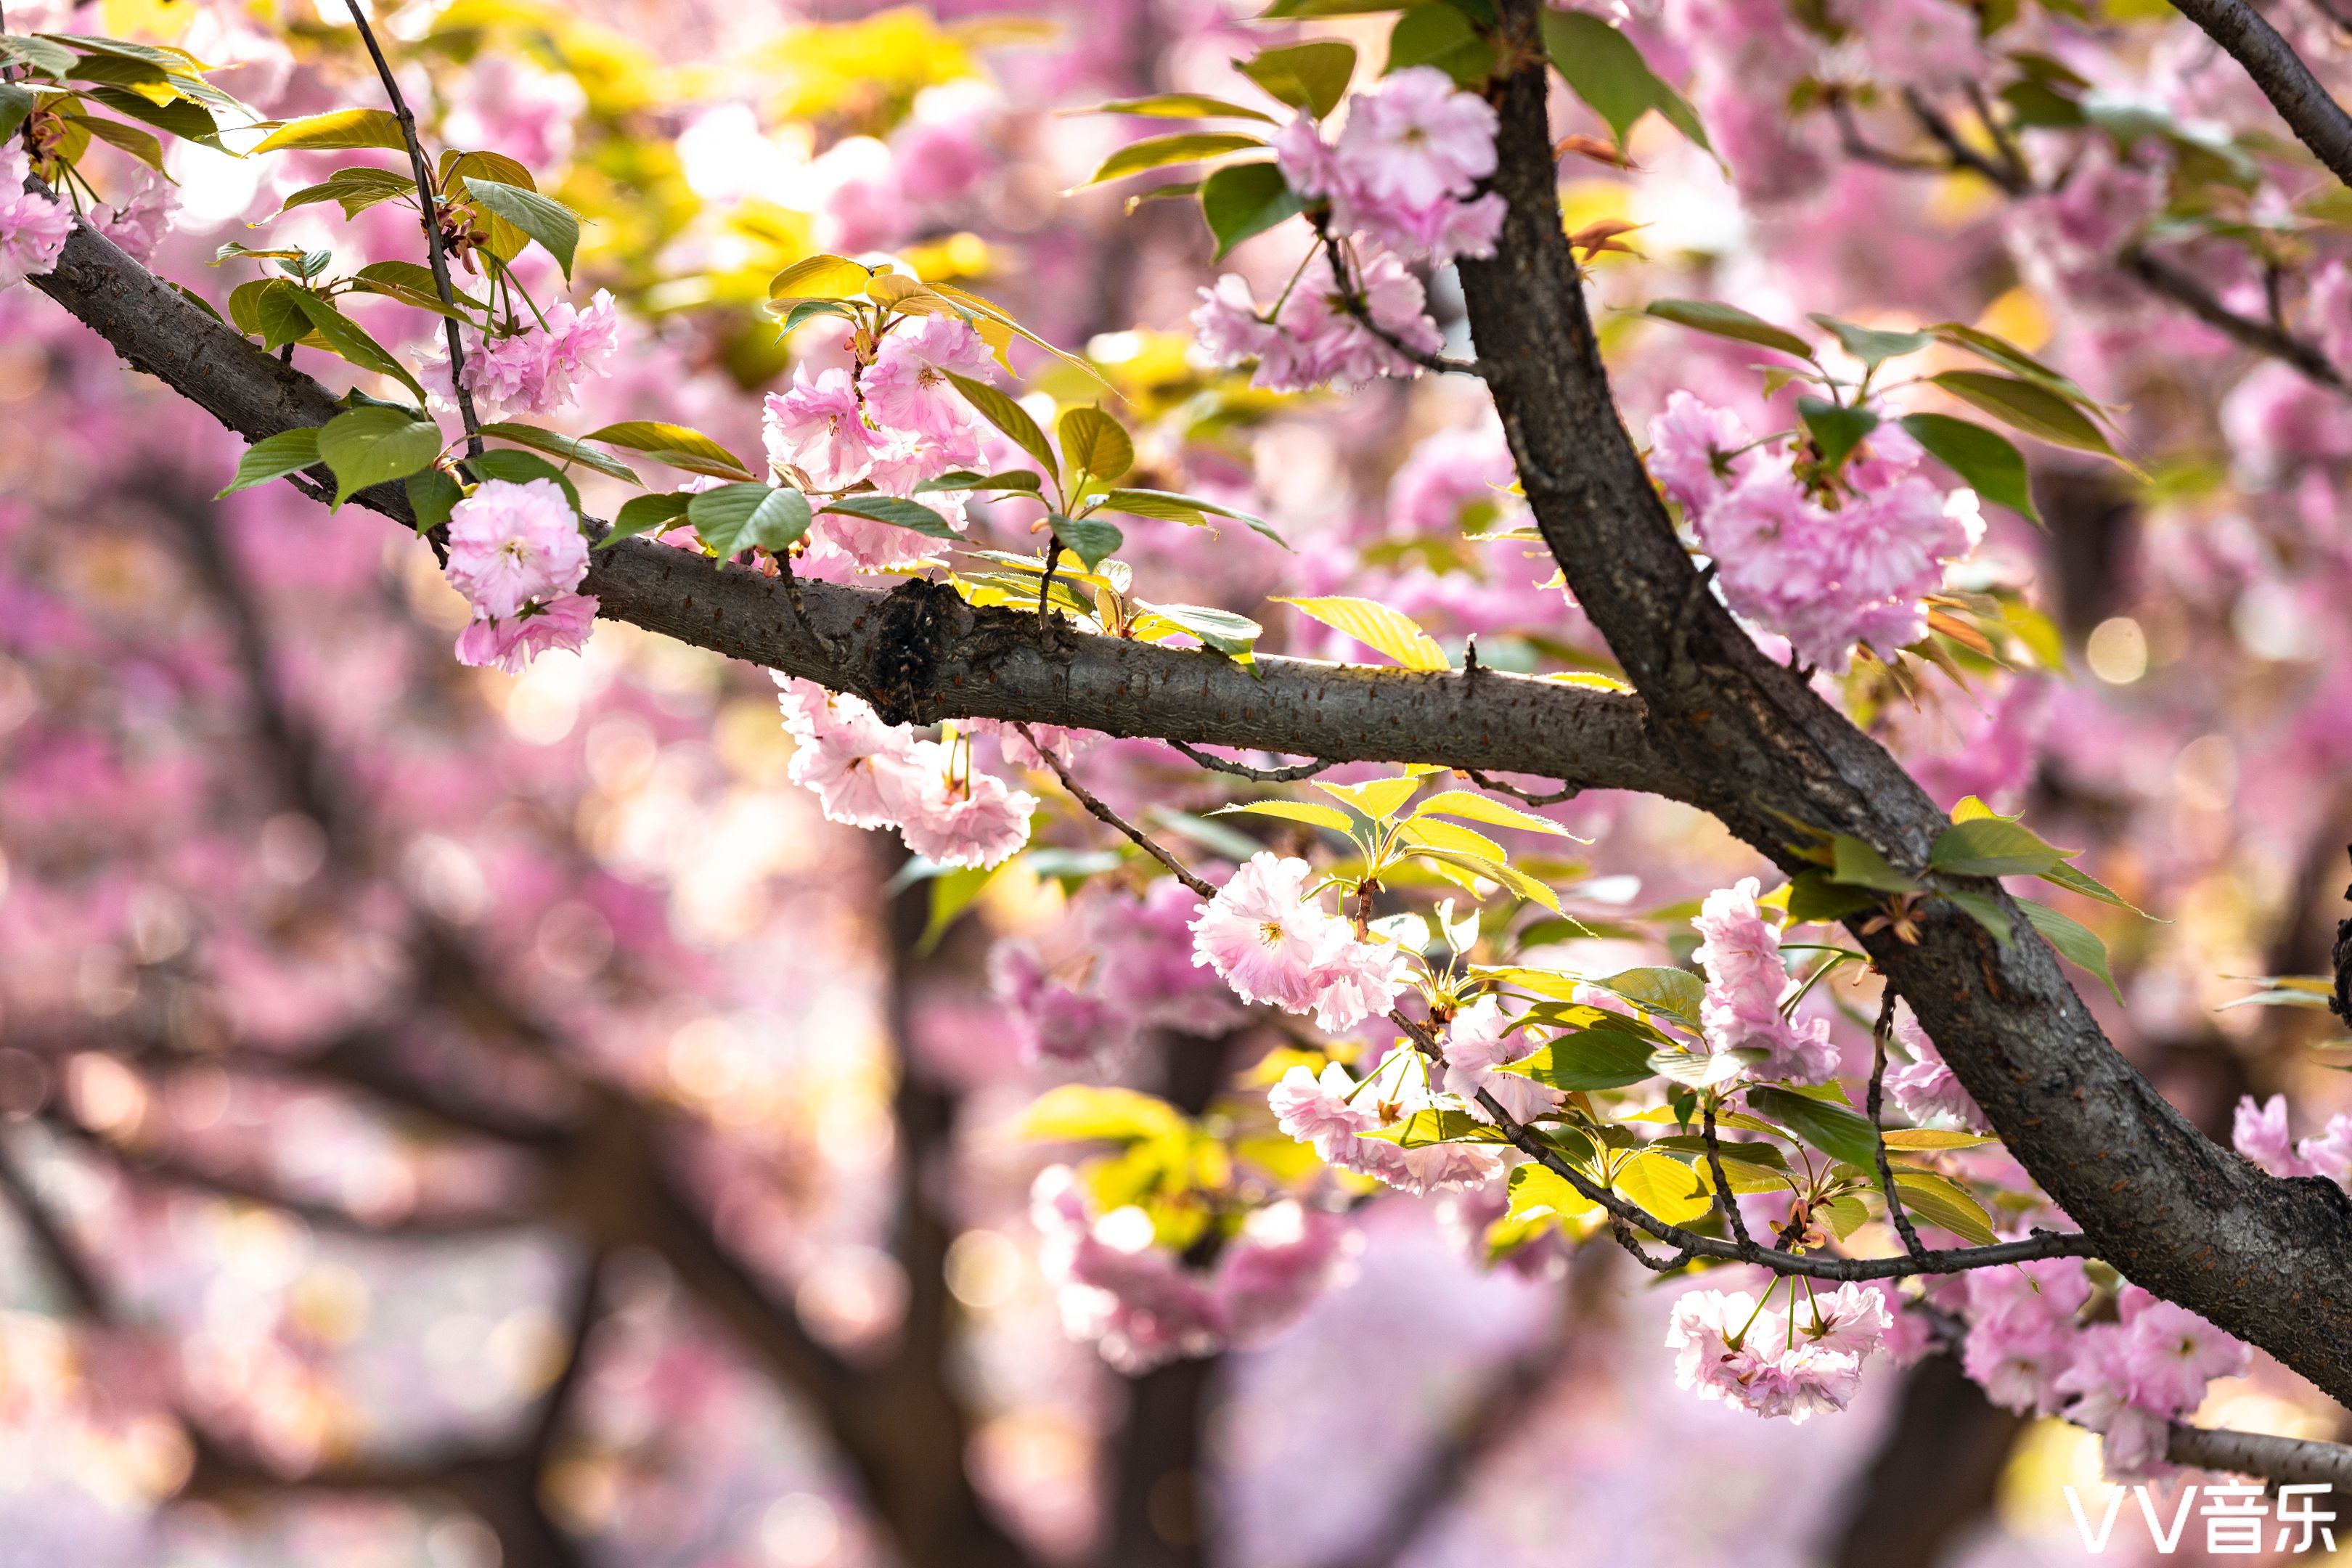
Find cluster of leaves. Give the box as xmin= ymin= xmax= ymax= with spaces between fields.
xmin=1 ymin=29 xmax=252 ymax=181
xmin=1074 ymin=1 xmax=1709 ymax=262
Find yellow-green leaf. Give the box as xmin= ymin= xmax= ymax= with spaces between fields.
xmin=1275 ymin=595 xmax=1447 ymax=671
xmin=1082 ymin=131 xmax=1265 ymax=186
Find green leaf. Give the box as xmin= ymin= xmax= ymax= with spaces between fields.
xmin=1503 ymin=1029 xmax=1659 ymax=1091
xmin=602 ymin=491 xmax=693 ymax=547
xmin=1930 ymin=370 xmax=2123 ymax=461
xmin=253 ymin=107 xmax=409 ymax=153
xmin=2039 ymin=860 xmax=2156 ymax=918
xmin=918 ymin=863 xmax=998 ymax=955
xmin=82 ymin=83 xmax=219 ymax=147
xmin=1808 ymin=314 xmax=1933 ymax=367
xmin=355 ymin=258 xmax=486 ymax=310
xmin=1275 ymin=595 xmax=1448 ymax=670
xmin=1051 ymin=513 xmax=1124 ymax=571
xmin=285 ymin=288 xmax=428 ymax=404
xmin=1016 ymin=1084 xmax=1187 ymax=1143
xmin=1200 ymin=161 xmax=1307 ymax=258
xmin=66 ymin=114 xmax=166 ymax=171
xmin=581 ymin=422 xmax=755 ymax=482
xmin=1643 ymin=298 xmax=1812 ymax=359
xmin=1316 ymin=775 xmax=1421 ymax=822
xmin=1367 ymin=1107 xmax=1510 ymax=1146
xmin=1058 ymin=406 xmax=1134 ymax=481
xmin=466 ymin=449 xmax=581 ymax=513
xmin=1785 ymin=869 xmax=1879 ymax=923
xmin=1890 ymin=1170 xmax=1998 ymax=1246
xmin=689 ymin=483 xmax=814 ymax=558
xmin=0 ymin=82 xmax=35 ymax=142
xmin=1505 ymin=1161 xmax=1601 ymax=1223
xmin=1798 ymin=397 xmax=1880 ymax=471
xmin=1238 ymin=40 xmax=1357 ymax=118
xmin=404 ymin=468 xmax=460 ymax=533
xmin=1945 ymin=888 xmax=2014 ymax=947
xmin=1410 ymin=789 xmax=1572 ymax=837
xmin=1387 ymin=2 xmax=1492 ymax=84
xmin=1077 ymin=91 xmax=1278 ymax=122
xmin=462 ymin=176 xmax=581 ymax=279
xmin=0 ymin=33 xmax=76 ymax=77
xmin=1129 ymin=600 xmax=1264 ymax=663
xmin=478 ymin=421 xmax=640 ymax=482
xmin=823 ymin=494 xmax=960 ymax=539
xmin=2019 ymin=897 xmax=2120 ymax=1001
xmin=1209 ymin=800 xmax=1357 ymax=833
xmin=1826 ymin=834 xmax=1916 ymax=894
xmin=1900 ymin=412 xmax=2042 ymax=525
xmin=216 ymin=428 xmax=322 ymax=497
xmin=1588 ymin=966 xmax=1707 ymax=1032
xmin=1746 ymin=1085 xmax=1881 ymax=1168
xmin=1617 ymin=1148 xmax=1712 ymax=1225
xmin=1927 ymin=322 xmax=2101 ymax=407
xmin=944 ymin=369 xmax=1059 ymax=482
xmin=1094 ymin=487 xmax=1289 ymax=547
xmin=765 ymin=252 xmax=870 ymax=302
xmin=1930 ymin=817 xmax=2072 ymax=878
xmin=1539 ymin=9 xmax=1710 ymax=152
xmin=315 ymin=406 xmax=444 ymax=509
xmin=274 ymin=165 xmax=417 ymax=221
xmin=918 ymin=469 xmax=1044 ymax=494
xmin=1082 ymin=131 xmax=1266 ymax=186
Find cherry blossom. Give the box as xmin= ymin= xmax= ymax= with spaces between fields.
xmin=763 ymin=364 xmax=882 ymax=490
xmin=0 ymin=147 xmax=75 ymax=290
xmin=443 ymin=478 xmax=587 ymax=621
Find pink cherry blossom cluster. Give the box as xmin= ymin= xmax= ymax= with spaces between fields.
xmin=0 ymin=146 xmax=75 ymax=291
xmin=1030 ymin=1167 xmax=1360 ymax=1374
xmin=1439 ymin=995 xmax=1563 ymax=1125
xmin=1883 ymin=1002 xmax=1988 ymax=1132
xmin=1665 ymin=1281 xmax=1895 ymax=1422
xmin=91 ymin=168 xmax=176 ymax=264
xmin=774 ymin=675 xmax=1035 ymax=869
xmin=1190 ymin=248 xmax=1444 ymax=394
xmin=1649 ymin=392 xmax=1984 ymax=673
xmin=1269 ymin=1058 xmax=1503 ymax=1196
xmin=1961 ymin=1259 xmax=2249 ymax=1479
xmin=989 ymin=879 xmax=1244 ymax=1065
xmin=1690 ymin=877 xmax=1837 ymax=1085
xmin=1188 ymin=852 xmax=1410 ymax=1032
xmin=1270 ymin=65 xmax=1504 ymax=266
xmin=442 ymin=478 xmax=600 ymax=675
xmin=433 ymin=289 xmax=621 ymax=420
xmin=761 ymin=316 xmax=997 ymax=571
xmin=2231 ymin=1092 xmax=2352 ymax=1185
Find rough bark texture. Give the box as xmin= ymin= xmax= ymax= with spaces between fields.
xmin=1454 ymin=0 xmax=2352 ymax=1403
xmin=29 ymin=219 xmax=1681 ymax=803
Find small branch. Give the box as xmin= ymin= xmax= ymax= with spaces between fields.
xmin=1384 ymin=1010 xmax=2095 ymax=1282
xmin=1460 ymin=767 xmax=1580 ymax=807
xmin=1701 ymin=1098 xmax=1756 ymax=1252
xmin=0 ymin=1132 xmax=109 ymax=1319
xmin=1024 ymin=724 xmax=1217 ymax=899
xmin=1902 ymin=88 xmax=2030 ymax=196
xmin=1829 ymin=93 xmax=1951 ymax=176
xmin=2167 ymin=0 xmax=2352 ymax=189
xmin=1164 ymin=739 xmax=1336 ymax=783
xmin=1314 ymin=222 xmax=1489 ymax=380
xmin=2123 ymin=245 xmax=2347 ymax=391
xmin=1869 ymin=990 xmax=1931 ymax=1265
xmin=341 ymin=0 xmax=483 ymax=457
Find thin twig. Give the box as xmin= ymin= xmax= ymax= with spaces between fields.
xmin=1828 ymin=93 xmax=1949 ymax=176
xmin=2124 ymin=245 xmax=2347 ymax=391
xmin=1461 ymin=767 xmax=1580 ymax=807
xmin=1382 ymin=1008 xmax=2094 ymax=1282
xmin=1902 ymin=87 xmax=2030 ymax=196
xmin=1869 ymin=989 xmax=1931 ymax=1265
xmin=1701 ymin=1098 xmax=1756 ymax=1251
xmin=1165 ymin=739 xmax=1336 ymax=783
xmin=1023 ymin=724 xmax=1217 ymax=899
xmin=1314 ymin=222 xmax=1489 ymax=380
xmin=1961 ymin=78 xmax=2030 ymax=192
xmin=342 ymin=0 xmax=483 ymax=457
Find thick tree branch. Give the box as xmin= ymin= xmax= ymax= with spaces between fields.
xmin=24 ymin=219 xmax=1685 ymax=805
xmin=2168 ymin=0 xmax=2352 ymax=187
xmin=1455 ymin=0 xmax=2352 ymax=1402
